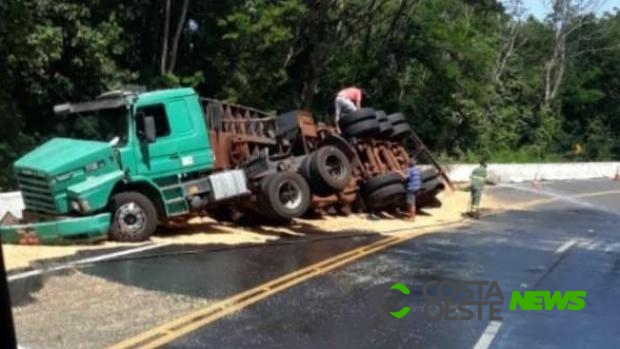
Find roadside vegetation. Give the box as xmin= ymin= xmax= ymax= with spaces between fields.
xmin=1 ymin=0 xmax=619 ymax=189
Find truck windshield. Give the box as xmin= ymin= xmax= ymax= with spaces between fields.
xmin=55 ymin=106 xmax=128 ymax=145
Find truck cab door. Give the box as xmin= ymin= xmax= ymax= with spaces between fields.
xmin=134 ymin=104 xmax=180 ymax=177
xmin=134 ymin=100 xmax=212 ymax=178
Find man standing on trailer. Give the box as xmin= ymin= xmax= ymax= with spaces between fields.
xmin=334 ymin=86 xmax=363 ymax=130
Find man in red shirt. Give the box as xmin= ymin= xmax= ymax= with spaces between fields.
xmin=334 ymin=86 xmax=363 ymax=127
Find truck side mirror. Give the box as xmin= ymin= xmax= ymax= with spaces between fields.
xmin=144 ymin=115 xmax=157 ymax=143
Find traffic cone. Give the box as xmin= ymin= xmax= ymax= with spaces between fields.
xmin=614 ymin=167 xmax=620 ymax=182
xmin=532 ymin=173 xmax=541 ymax=191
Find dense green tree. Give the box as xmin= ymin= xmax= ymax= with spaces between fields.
xmin=0 ymin=0 xmax=619 ymax=188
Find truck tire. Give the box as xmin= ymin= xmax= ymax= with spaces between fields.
xmin=109 ymin=191 xmax=157 ymax=242
xmin=376 ymin=111 xmax=393 ymax=138
xmin=363 ymin=172 xmax=404 ymax=193
xmin=391 ymin=122 xmax=411 ymax=140
xmin=420 ymin=178 xmax=445 ymax=193
xmin=299 ymin=153 xmax=314 ymax=180
xmin=299 ymin=153 xmax=331 ymax=197
xmin=387 ymin=113 xmax=406 ymax=125
xmin=309 ymin=146 xmax=352 ymax=193
xmin=261 ymin=172 xmax=311 ymax=222
xmin=366 ymin=183 xmax=406 ymax=209
xmin=421 ymin=169 xmax=440 ymax=182
xmin=339 ymin=108 xmax=376 ymax=129
xmin=342 ymin=118 xmax=380 ymax=139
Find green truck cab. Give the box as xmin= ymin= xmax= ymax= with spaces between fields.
xmin=1 ymin=88 xmax=253 ymax=243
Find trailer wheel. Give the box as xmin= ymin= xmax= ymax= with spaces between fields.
xmin=261 ymin=172 xmax=311 ymax=222
xmin=391 ymin=123 xmax=412 ymax=140
xmin=421 ymin=169 xmax=440 ymax=183
xmin=338 ymin=108 xmax=376 ymax=129
xmin=376 ymin=111 xmax=393 ymax=138
xmin=310 ymin=146 xmax=352 ymax=193
xmin=362 ymin=172 xmax=403 ymax=193
xmin=387 ymin=113 xmax=407 ymax=125
xmin=342 ymin=118 xmax=380 ymax=139
xmin=366 ymin=183 xmax=407 ymax=209
xmin=109 ymin=191 xmax=157 ymax=242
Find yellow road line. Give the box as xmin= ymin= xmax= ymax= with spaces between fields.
xmin=107 ymin=224 xmax=464 ymax=349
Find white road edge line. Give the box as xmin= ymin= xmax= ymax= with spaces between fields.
xmin=554 ymin=239 xmax=577 ymax=255
xmin=8 ymin=243 xmax=167 ymax=282
xmin=473 ymin=320 xmax=503 ymax=349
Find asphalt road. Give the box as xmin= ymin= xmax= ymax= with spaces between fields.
xmin=8 ymin=180 xmax=620 ymax=349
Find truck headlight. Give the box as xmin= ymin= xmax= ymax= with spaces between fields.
xmin=84 ymin=160 xmax=104 ymax=173
xmin=70 ymin=200 xmax=81 ymax=212
xmin=79 ymin=199 xmax=91 ymax=212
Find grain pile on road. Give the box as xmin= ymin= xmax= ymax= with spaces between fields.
xmin=3 ymin=189 xmax=499 ymax=272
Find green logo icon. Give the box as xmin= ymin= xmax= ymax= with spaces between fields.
xmin=388 ymin=283 xmax=411 ymax=319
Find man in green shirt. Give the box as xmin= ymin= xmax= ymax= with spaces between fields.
xmin=469 ymin=160 xmax=488 ymax=218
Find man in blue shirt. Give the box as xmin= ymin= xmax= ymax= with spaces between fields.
xmin=405 ymin=156 xmax=421 ymax=220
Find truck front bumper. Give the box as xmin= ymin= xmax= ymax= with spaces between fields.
xmin=0 ymin=213 xmax=111 ymax=244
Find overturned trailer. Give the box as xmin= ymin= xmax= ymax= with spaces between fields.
xmin=201 ymin=99 xmax=449 ymax=220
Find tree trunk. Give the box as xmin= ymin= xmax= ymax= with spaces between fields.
xmin=167 ymin=0 xmax=190 ymax=74
xmin=160 ymin=0 xmax=172 ymax=75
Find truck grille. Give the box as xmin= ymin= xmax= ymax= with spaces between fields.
xmin=16 ymin=172 xmax=57 ymax=213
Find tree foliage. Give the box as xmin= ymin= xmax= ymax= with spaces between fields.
xmin=1 ymin=0 xmax=619 ymax=188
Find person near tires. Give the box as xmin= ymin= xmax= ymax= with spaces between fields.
xmin=405 ymin=157 xmax=421 ymax=221
xmin=334 ymin=86 xmax=363 ymax=130
xmin=469 ymin=160 xmax=488 ymax=218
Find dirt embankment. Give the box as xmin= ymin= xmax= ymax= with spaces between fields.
xmin=3 ymin=189 xmax=500 ymax=272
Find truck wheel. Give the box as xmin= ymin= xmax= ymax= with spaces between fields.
xmin=261 ymin=172 xmax=311 ymax=222
xmin=109 ymin=192 xmax=157 ymax=242
xmin=363 ymin=172 xmax=404 ymax=193
xmin=342 ymin=118 xmax=380 ymax=139
xmin=299 ymin=153 xmax=313 ymax=179
xmin=366 ymin=184 xmax=406 ymax=209
xmin=339 ymin=108 xmax=376 ymax=129
xmin=310 ymin=146 xmax=352 ymax=193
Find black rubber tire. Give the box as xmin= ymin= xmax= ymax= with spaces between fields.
xmin=299 ymin=153 xmax=331 ymax=197
xmin=387 ymin=113 xmax=406 ymax=125
xmin=416 ymin=181 xmax=445 ymax=209
xmin=299 ymin=153 xmax=313 ymax=180
xmin=260 ymin=172 xmax=311 ymax=221
xmin=378 ymin=121 xmax=393 ymax=138
xmin=376 ymin=110 xmax=388 ymax=122
xmin=363 ymin=172 xmax=404 ymax=193
xmin=366 ymin=183 xmax=407 ymax=209
xmin=421 ymin=178 xmax=445 ymax=192
xmin=421 ymin=169 xmax=440 ymax=182
xmin=109 ymin=191 xmax=157 ymax=242
xmin=342 ymin=118 xmax=380 ymax=138
xmin=375 ymin=111 xmax=392 ymax=138
xmin=339 ymin=108 xmax=376 ymax=128
xmin=391 ymin=122 xmax=411 ymax=140
xmin=309 ymin=146 xmax=352 ymax=192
